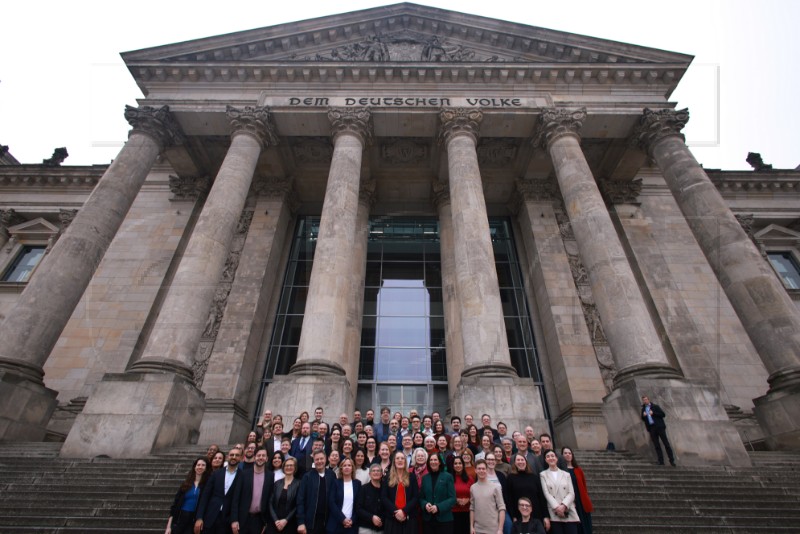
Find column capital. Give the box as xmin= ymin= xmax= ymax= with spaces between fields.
xmin=328 ymin=107 xmax=373 ymax=146
xmin=169 ymin=175 xmax=212 ymax=200
xmin=515 ymin=177 xmax=560 ymax=202
xmin=438 ymin=108 xmax=483 ymax=146
xmin=533 ymin=107 xmax=586 ymax=149
xmin=124 ymin=105 xmax=185 ymax=149
xmin=432 ymin=179 xmax=450 ymax=209
xmin=359 ymin=176 xmax=378 ymax=207
xmin=598 ymin=177 xmax=643 ymax=205
xmin=632 ymin=107 xmax=689 ymax=155
xmin=227 ymin=106 xmax=279 ymax=148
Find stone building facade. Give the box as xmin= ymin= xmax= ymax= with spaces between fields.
xmin=0 ymin=4 xmax=798 ymax=464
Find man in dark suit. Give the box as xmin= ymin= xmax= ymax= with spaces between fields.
xmin=641 ymin=395 xmax=676 ymax=466
xmin=290 ymin=422 xmax=314 ymax=475
xmin=297 ymin=450 xmax=335 ymax=534
xmin=266 ymin=422 xmax=284 ymax=456
xmin=195 ymin=447 xmax=241 ymax=534
xmin=231 ymin=448 xmax=272 ymax=534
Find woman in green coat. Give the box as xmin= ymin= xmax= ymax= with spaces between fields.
xmin=419 ymin=453 xmax=456 ymax=534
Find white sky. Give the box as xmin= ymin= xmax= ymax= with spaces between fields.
xmin=1 ymin=0 xmax=797 ymax=170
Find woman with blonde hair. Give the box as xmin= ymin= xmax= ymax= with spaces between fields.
xmin=381 ymin=451 xmax=419 ymax=534
xmin=327 ymin=458 xmax=362 ymax=534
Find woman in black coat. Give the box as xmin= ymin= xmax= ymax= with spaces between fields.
xmin=504 ymin=454 xmax=550 ymax=532
xmin=269 ymin=457 xmax=302 ymax=534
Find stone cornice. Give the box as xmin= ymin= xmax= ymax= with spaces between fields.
xmin=0 ymin=165 xmax=107 ymax=188
xmin=128 ymin=62 xmax=684 ymax=88
xmin=708 ymin=170 xmax=800 ymax=193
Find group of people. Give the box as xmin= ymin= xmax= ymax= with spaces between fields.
xmin=166 ymin=407 xmax=595 ymax=534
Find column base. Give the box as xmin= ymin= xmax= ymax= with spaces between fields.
xmin=753 ymin=385 xmax=800 ymax=450
xmin=0 ymin=368 xmax=58 ymax=441
xmin=602 ymin=377 xmax=751 ymax=466
xmin=552 ymin=403 xmax=609 ymax=450
xmin=261 ymin=373 xmax=353 ymax=422
xmin=453 ymin=374 xmax=547 ymax=436
xmin=198 ymin=399 xmax=251 ymax=445
xmin=60 ymin=371 xmax=205 ymax=458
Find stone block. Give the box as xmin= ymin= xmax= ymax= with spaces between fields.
xmin=198 ymin=399 xmax=251 ymax=445
xmin=753 ymin=386 xmax=800 ymax=450
xmin=453 ymin=375 xmax=548 ymax=436
xmin=259 ymin=374 xmax=353 ymax=422
xmin=553 ymin=402 xmax=608 ymax=450
xmin=0 ymin=370 xmax=58 ymax=441
xmin=602 ymin=377 xmax=751 ymax=466
xmin=60 ymin=372 xmax=205 ymax=458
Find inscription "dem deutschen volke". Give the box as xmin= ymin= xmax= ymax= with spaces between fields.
xmin=287 ymin=97 xmax=524 ymax=107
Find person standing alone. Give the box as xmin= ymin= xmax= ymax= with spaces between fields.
xmin=641 ymin=395 xmax=676 ymax=466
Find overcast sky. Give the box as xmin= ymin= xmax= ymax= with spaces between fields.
xmin=1 ymin=0 xmax=797 ymax=170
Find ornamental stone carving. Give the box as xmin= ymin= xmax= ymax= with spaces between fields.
xmin=293 ymin=137 xmax=333 ymax=165
xmin=515 ymin=177 xmax=559 ymax=202
xmin=598 ymin=178 xmax=643 ymax=205
xmin=328 ymin=107 xmax=373 ymax=145
xmin=0 ymin=209 xmax=25 ymax=230
xmin=555 ymin=212 xmax=574 ymax=241
xmin=124 ymin=105 xmax=185 ymax=148
xmin=226 ymin=106 xmax=279 ymax=148
xmin=632 ymin=108 xmax=689 ymax=154
xmin=533 ymin=108 xmax=586 ymax=149
xmin=439 ymin=108 xmax=483 ymax=146
xmin=42 ymin=148 xmax=68 ymax=167
xmin=58 ymin=209 xmax=78 ymax=229
xmin=477 ymin=139 xmax=517 ymax=166
xmin=169 ymin=175 xmax=212 ymax=200
xmin=252 ymin=176 xmax=294 ymax=199
xmin=303 ymin=32 xmax=488 ymax=63
xmin=359 ymin=177 xmax=378 ymax=207
xmin=431 ymin=180 xmax=450 ymax=209
xmin=381 ymin=138 xmax=428 ymax=165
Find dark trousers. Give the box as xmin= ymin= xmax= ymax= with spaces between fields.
xmin=549 ymin=523 xmax=578 ymax=534
xmin=207 ymin=515 xmax=234 ymax=534
xmin=423 ymin=520 xmax=453 ymax=534
xmin=649 ymin=426 xmax=675 ymax=464
xmin=242 ymin=512 xmax=266 ymax=534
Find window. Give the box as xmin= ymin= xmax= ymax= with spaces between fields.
xmin=767 ymin=251 xmax=800 ymax=290
xmin=2 ymin=245 xmax=46 ymax=282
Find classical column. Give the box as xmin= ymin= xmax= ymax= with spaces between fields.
xmin=0 ymin=105 xmax=182 ymax=442
xmin=534 ymin=108 xmax=677 ymax=383
xmin=130 ymin=106 xmax=277 ymax=378
xmin=261 ymin=108 xmax=371 ymax=417
xmin=342 ymin=177 xmax=375 ymax=399
xmin=61 ymin=106 xmax=275 ymax=458
xmin=432 ymin=180 xmax=465 ymax=408
xmin=535 ymin=108 xmax=749 ymax=466
xmin=634 ymin=108 xmax=800 ymax=449
xmin=439 ymin=108 xmax=546 ymax=433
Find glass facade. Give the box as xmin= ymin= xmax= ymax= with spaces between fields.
xmin=256 ymin=216 xmax=546 ymax=419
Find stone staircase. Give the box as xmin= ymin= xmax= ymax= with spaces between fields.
xmin=0 ymin=444 xmax=798 ymax=533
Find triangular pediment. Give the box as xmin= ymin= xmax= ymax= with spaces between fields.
xmin=754 ymin=224 xmax=800 ymax=242
xmin=8 ymin=217 xmax=59 ymax=237
xmin=123 ymin=3 xmax=691 ymax=67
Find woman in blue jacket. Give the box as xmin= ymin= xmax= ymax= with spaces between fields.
xmin=327 ymin=457 xmax=362 ymax=534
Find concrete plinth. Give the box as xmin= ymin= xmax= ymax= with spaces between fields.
xmin=0 ymin=369 xmax=58 ymax=441
xmin=259 ymin=373 xmax=353 ymax=421
xmin=61 ymin=372 xmax=205 ymax=458
xmin=552 ymin=404 xmax=609 ymax=451
xmin=602 ymin=377 xmax=751 ymax=466
xmin=753 ymin=387 xmax=800 ymax=450
xmin=453 ymin=374 xmax=548 ymax=437
xmin=198 ymin=399 xmax=250 ymax=445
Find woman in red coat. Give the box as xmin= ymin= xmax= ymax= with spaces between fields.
xmin=561 ymin=448 xmax=593 ymax=534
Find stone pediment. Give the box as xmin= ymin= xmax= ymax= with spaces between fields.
xmin=123 ymin=3 xmax=691 ymax=90
xmin=8 ymin=218 xmax=59 ymax=238
xmin=754 ymin=224 xmax=800 ymax=244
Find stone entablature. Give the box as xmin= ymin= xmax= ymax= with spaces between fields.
xmin=0 ymin=165 xmax=107 ymax=188
xmin=708 ymin=169 xmax=800 ymax=193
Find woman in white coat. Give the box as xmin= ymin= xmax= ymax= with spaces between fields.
xmin=539 ymin=451 xmax=580 ymax=534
